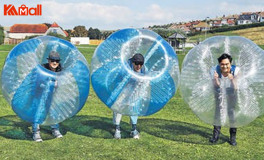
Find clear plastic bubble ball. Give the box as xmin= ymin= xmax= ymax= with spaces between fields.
xmin=91 ymin=28 xmax=179 ymax=116
xmin=1 ymin=36 xmax=90 ymax=125
xmin=180 ymin=36 xmax=264 ymax=127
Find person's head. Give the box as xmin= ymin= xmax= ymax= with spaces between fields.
xmin=47 ymin=51 xmax=60 ymax=70
xmin=218 ymin=53 xmax=232 ymax=74
xmin=131 ymin=53 xmax=144 ymax=72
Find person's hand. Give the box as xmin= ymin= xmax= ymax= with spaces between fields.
xmin=228 ymin=73 xmax=234 ymax=80
xmin=214 ymin=71 xmax=219 ymax=79
xmin=214 ymin=71 xmax=220 ymax=87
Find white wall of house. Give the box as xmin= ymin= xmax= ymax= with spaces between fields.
xmin=221 ymin=19 xmax=228 ymax=25
xmin=260 ymin=16 xmax=264 ymax=22
xmin=201 ymin=27 xmax=210 ymax=31
xmin=237 ymin=20 xmax=252 ymax=25
xmin=8 ymin=33 xmax=45 ymax=39
xmin=71 ymin=37 xmax=90 ymax=45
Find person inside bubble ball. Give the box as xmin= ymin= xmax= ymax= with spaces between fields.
xmin=32 ymin=51 xmax=63 ymax=142
xmin=113 ymin=53 xmax=145 ymax=139
xmin=209 ymin=53 xmax=239 ymax=146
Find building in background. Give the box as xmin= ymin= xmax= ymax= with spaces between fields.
xmin=4 ymin=22 xmax=68 ymax=44
xmin=70 ymin=37 xmax=90 ymax=45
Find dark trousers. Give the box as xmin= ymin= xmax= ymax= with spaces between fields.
xmin=214 ymin=87 xmax=237 ymax=126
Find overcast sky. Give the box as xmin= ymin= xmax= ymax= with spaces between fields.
xmin=1 ymin=0 xmax=264 ymax=30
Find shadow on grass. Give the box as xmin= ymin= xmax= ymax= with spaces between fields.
xmin=0 ymin=115 xmax=131 ymax=140
xmin=138 ymin=118 xmax=229 ymax=145
xmin=62 ymin=116 xmax=229 ymax=144
xmin=0 ymin=115 xmax=67 ymax=141
xmin=0 ymin=115 xmax=229 ymax=144
xmin=61 ymin=115 xmax=132 ymax=139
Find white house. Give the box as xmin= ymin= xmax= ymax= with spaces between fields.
xmin=193 ymin=22 xmax=211 ymax=31
xmin=237 ymin=13 xmax=259 ymax=25
xmin=4 ymin=22 xmax=68 ymax=44
xmin=70 ymin=37 xmax=90 ymax=45
xmin=259 ymin=12 xmax=264 ymax=22
xmin=7 ymin=24 xmax=48 ymax=39
xmin=45 ymin=22 xmax=68 ymax=37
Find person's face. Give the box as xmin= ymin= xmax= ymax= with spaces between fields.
xmin=48 ymin=59 xmax=60 ymax=70
xmin=219 ymin=58 xmax=231 ymax=74
xmin=132 ymin=62 xmax=143 ymax=72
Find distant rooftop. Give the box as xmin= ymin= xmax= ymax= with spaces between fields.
xmin=10 ymin=24 xmax=48 ymax=33
xmin=168 ymin=32 xmax=186 ymax=39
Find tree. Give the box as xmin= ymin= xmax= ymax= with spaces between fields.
xmin=71 ymin=26 xmax=88 ymax=37
xmin=25 ymin=33 xmax=70 ymax=41
xmin=88 ymin=27 xmax=96 ymax=39
xmin=148 ymin=23 xmax=174 ymax=29
xmin=152 ymin=28 xmax=186 ymax=39
xmin=94 ymin=28 xmax=102 ymax=39
xmin=101 ymin=31 xmax=114 ymax=40
xmin=88 ymin=27 xmax=102 ymax=39
xmin=0 ymin=25 xmax=4 ymax=45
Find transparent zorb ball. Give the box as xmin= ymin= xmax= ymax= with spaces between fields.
xmin=1 ymin=36 xmax=90 ymax=125
xmin=180 ymin=36 xmax=264 ymax=127
xmin=91 ymin=28 xmax=180 ymax=116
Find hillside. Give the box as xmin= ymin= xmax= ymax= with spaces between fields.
xmin=187 ymin=26 xmax=264 ymax=45
xmin=233 ymin=26 xmax=264 ymax=45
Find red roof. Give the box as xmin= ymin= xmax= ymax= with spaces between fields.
xmin=50 ymin=22 xmax=59 ymax=28
xmin=192 ymin=21 xmax=200 ymax=25
xmin=185 ymin=22 xmax=192 ymax=27
xmin=213 ymin=21 xmax=221 ymax=25
xmin=10 ymin=24 xmax=48 ymax=33
xmin=227 ymin=19 xmax=235 ymax=24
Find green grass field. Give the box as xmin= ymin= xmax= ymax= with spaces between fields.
xmin=0 ymin=44 xmax=264 ymax=160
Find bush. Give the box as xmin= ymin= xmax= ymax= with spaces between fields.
xmin=25 ymin=33 xmax=70 ymax=41
xmin=25 ymin=35 xmax=39 ymax=40
xmin=0 ymin=25 xmax=4 ymax=45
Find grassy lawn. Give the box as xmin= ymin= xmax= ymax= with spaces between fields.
xmin=0 ymin=43 xmax=264 ymax=160
xmin=0 ymin=44 xmax=16 ymax=51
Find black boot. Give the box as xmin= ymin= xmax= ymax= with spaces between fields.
xmin=229 ymin=128 xmax=237 ymax=146
xmin=209 ymin=126 xmax=221 ymax=143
